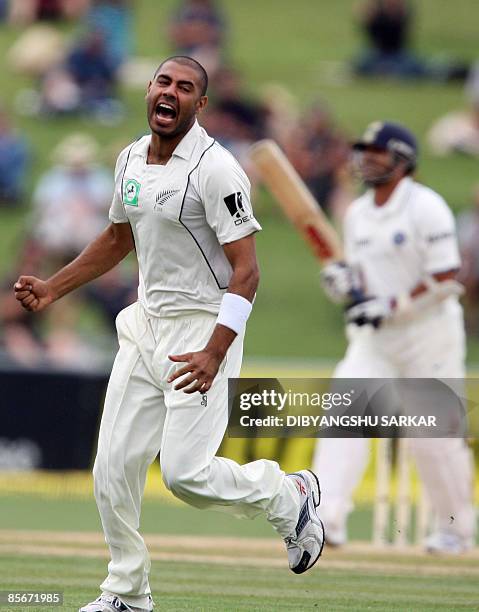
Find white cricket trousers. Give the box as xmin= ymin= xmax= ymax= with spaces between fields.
xmin=313 ymin=302 xmax=476 ymax=544
xmin=93 ymin=302 xmax=299 ymax=607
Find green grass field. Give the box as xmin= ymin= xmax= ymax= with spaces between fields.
xmin=0 ymin=495 xmax=478 ymax=611
xmin=2 ymin=550 xmax=478 ymax=611
xmin=0 ymin=449 xmax=477 ymax=611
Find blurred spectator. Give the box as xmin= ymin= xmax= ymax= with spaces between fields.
xmin=8 ymin=3 xmax=129 ymax=120
xmin=0 ymin=261 xmax=112 ymax=369
xmin=39 ymin=29 xmax=122 ymax=121
xmin=353 ymin=0 xmax=427 ymax=78
xmin=202 ymin=67 xmax=265 ymax=167
xmin=31 ymin=132 xmax=136 ymax=327
xmin=0 ymin=234 xmax=107 ymax=370
xmin=457 ymin=185 xmax=479 ymax=334
xmin=84 ymin=270 xmax=136 ymax=334
xmin=0 ymin=241 xmax=46 ymax=367
xmin=8 ymin=0 xmax=90 ymax=24
xmin=7 ymin=24 xmax=66 ymax=79
xmin=168 ymin=0 xmax=226 ymax=77
xmin=85 ymin=0 xmax=132 ymax=70
xmin=259 ymin=83 xmax=300 ymax=148
xmin=31 ymin=132 xmax=113 ymax=262
xmin=0 ymin=103 xmax=29 ymax=208
xmin=37 ymin=65 xmax=82 ymax=114
xmin=0 ymin=0 xmax=8 ymax=21
xmin=0 ymin=132 xmax=136 ymax=367
xmin=66 ymin=30 xmax=117 ymax=108
xmin=353 ymin=0 xmax=469 ymax=81
xmin=283 ymin=102 xmax=352 ymax=220
xmin=428 ymin=62 xmax=479 ymax=157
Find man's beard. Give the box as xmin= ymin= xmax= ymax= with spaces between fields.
xmin=360 ymin=162 xmax=398 ymax=187
xmin=363 ymin=170 xmax=396 ymax=187
xmin=149 ymin=108 xmax=194 ymax=140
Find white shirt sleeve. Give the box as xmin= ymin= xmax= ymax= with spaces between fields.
xmin=414 ymin=190 xmax=461 ymax=274
xmin=108 ymin=145 xmax=131 ymax=224
xmin=198 ymin=146 xmax=261 ymax=245
xmin=343 ymin=203 xmax=359 ymax=266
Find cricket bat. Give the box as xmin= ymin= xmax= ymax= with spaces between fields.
xmin=249 ymin=139 xmax=343 ymax=264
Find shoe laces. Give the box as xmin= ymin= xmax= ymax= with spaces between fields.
xmin=98 ymin=595 xmax=124 ymax=610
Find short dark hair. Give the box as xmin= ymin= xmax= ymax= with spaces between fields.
xmin=155 ymin=56 xmax=208 ymax=96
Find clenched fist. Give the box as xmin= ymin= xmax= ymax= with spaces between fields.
xmin=14 ymin=276 xmax=55 ymax=312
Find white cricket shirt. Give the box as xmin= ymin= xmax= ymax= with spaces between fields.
xmin=344 ymin=177 xmax=461 ymax=297
xmin=109 ymin=121 xmax=261 ymax=317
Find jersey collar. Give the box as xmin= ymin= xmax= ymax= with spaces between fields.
xmin=366 ymin=176 xmax=414 ymax=218
xmin=172 ymin=119 xmax=201 ymax=160
xmin=138 ymin=120 xmax=202 ymax=162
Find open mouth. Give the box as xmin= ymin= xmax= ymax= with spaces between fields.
xmin=155 ymin=102 xmax=177 ymax=123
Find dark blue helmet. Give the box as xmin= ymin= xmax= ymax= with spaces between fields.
xmin=352 ymin=121 xmax=418 ymax=171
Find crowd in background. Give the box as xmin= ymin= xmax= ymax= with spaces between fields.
xmin=1 ymin=0 xmax=479 ymax=368
xmin=353 ymin=0 xmax=469 ymax=80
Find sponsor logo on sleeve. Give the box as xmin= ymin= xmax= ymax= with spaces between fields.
xmin=123 ymin=179 xmax=141 ymax=206
xmin=426 ymin=231 xmax=454 ymax=243
xmin=223 ymin=192 xmax=253 ymax=226
xmin=355 ymin=237 xmax=371 ymax=248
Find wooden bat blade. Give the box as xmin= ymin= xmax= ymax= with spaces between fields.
xmin=249 ymin=139 xmax=343 ymax=263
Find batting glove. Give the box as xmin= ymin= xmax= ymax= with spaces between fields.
xmin=320 ymin=261 xmax=361 ymax=304
xmin=345 ymin=296 xmax=397 ymax=328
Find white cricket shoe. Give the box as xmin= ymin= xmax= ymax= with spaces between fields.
xmin=425 ymin=531 xmax=474 ymax=555
xmin=79 ymin=594 xmax=153 ymax=612
xmin=284 ymin=469 xmax=325 ymax=574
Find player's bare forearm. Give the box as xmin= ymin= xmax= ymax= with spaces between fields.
xmin=14 ymin=223 xmax=134 ymax=312
xmin=47 ymin=223 xmax=134 ymax=300
xmin=204 ymin=236 xmax=260 ymax=354
xmin=222 ymin=234 xmax=260 ymax=302
xmin=410 ymin=269 xmax=459 ymax=299
xmin=204 ymin=324 xmax=237 ymax=360
xmin=207 ymin=234 xmax=260 ymax=356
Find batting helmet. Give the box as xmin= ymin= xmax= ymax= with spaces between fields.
xmin=352 ymin=121 xmax=418 ymax=172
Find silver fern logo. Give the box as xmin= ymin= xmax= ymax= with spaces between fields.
xmin=155 ymin=188 xmax=180 ymax=210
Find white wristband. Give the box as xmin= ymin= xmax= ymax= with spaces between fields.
xmin=216 ymin=293 xmax=252 ymax=334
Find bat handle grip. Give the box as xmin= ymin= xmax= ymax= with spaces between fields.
xmin=346 ymin=289 xmax=381 ymax=329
